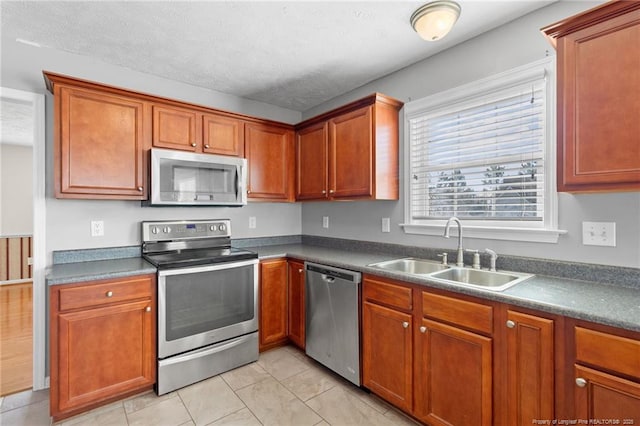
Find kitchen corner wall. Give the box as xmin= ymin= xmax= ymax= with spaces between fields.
xmin=1 ymin=38 xmax=302 ymax=265
xmin=301 ymin=1 xmax=640 ymax=269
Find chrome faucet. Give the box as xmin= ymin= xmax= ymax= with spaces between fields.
xmin=484 ymin=248 xmax=498 ymax=272
xmin=443 ymin=217 xmax=464 ymax=267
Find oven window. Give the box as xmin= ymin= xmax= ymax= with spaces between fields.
xmin=164 ymin=264 xmax=254 ymax=341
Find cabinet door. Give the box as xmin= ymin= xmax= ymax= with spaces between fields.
xmin=362 ymin=301 xmax=413 ymax=412
xmin=556 ymin=7 xmax=640 ymax=191
xmin=287 ymin=260 xmax=305 ymax=349
xmin=202 ymin=114 xmax=244 ymax=156
xmin=259 ymin=259 xmax=288 ymax=350
xmin=329 ymin=106 xmax=373 ymax=199
xmin=575 ymin=365 xmax=640 ymax=423
xmin=415 ymin=318 xmax=493 ymax=426
xmin=296 ymin=122 xmax=328 ymax=200
xmin=152 ymin=104 xmax=199 ymax=151
xmin=506 ymin=310 xmax=555 ymax=426
xmin=56 ymin=299 xmax=154 ymax=413
xmin=245 ymin=123 xmax=295 ymax=201
xmin=56 ymin=86 xmax=146 ymax=199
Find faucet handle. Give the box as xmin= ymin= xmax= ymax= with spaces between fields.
xmin=465 ymin=249 xmax=480 ymax=269
xmin=484 ymin=248 xmax=498 ymax=271
xmin=437 ymin=252 xmax=448 ymax=266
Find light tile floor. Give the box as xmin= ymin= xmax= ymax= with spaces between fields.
xmin=0 ymin=345 xmax=419 ymax=426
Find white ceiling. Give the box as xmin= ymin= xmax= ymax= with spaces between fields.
xmin=2 ymin=1 xmax=555 ymax=112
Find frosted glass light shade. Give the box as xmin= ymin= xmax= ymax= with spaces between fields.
xmin=411 ymin=1 xmax=461 ymax=41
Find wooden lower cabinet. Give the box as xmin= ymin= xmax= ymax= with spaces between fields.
xmin=50 ymin=275 xmax=156 ymax=421
xmin=362 ymin=301 xmax=413 ymax=412
xmin=505 ymin=310 xmax=555 ymax=426
xmin=414 ymin=319 xmax=493 ymax=426
xmin=259 ymin=259 xmax=289 ymax=351
xmin=287 ymin=259 xmax=305 ymax=349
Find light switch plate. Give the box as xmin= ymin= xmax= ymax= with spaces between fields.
xmin=322 ymin=216 xmax=329 ymax=229
xmin=382 ymin=218 xmax=390 ymax=233
xmin=582 ymin=221 xmax=616 ymax=247
xmin=249 ymin=216 xmax=256 ymax=229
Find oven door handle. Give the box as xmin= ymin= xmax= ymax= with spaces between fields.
xmin=158 ymin=258 xmax=258 ymax=277
xmin=159 ymin=334 xmax=256 ymax=367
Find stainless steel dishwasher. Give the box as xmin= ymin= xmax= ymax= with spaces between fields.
xmin=305 ymin=262 xmax=362 ymax=386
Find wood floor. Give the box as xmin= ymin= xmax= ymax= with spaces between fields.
xmin=0 ymin=282 xmax=32 ymax=396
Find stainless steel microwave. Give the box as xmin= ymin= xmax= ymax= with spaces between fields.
xmin=147 ymin=148 xmax=247 ymax=206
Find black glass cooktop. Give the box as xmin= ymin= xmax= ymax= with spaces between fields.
xmin=143 ymin=247 xmax=257 ymax=269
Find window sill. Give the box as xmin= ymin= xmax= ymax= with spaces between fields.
xmin=400 ymin=223 xmax=567 ymax=243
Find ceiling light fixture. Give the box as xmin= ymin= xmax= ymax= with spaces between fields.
xmin=410 ymin=1 xmax=461 ymax=42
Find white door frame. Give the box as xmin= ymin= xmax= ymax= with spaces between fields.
xmin=0 ymin=87 xmax=47 ymax=390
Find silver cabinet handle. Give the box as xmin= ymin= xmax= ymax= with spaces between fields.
xmin=420 ymin=326 xmax=427 ymax=333
xmin=106 ymin=291 xmax=113 ymax=297
xmin=402 ymin=321 xmax=409 ymax=329
xmin=506 ymin=320 xmax=516 ymax=328
xmin=204 ymin=144 xmax=210 ymax=148
xmin=576 ymin=378 xmax=587 ymax=388
xmin=137 ymin=186 xmax=143 ymax=191
xmin=191 ymin=143 xmax=197 ymax=147
xmin=145 ymin=306 xmax=151 ymax=312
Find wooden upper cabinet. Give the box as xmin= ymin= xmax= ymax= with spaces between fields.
xmin=295 ymin=93 xmax=403 ymax=201
xmin=542 ymin=2 xmax=640 ymax=192
xmin=202 ymin=113 xmax=244 ymax=156
xmin=152 ymin=104 xmax=199 ymax=151
xmin=245 ymin=122 xmax=295 ymax=202
xmin=46 ymin=75 xmax=148 ymax=200
xmin=296 ymin=122 xmax=328 ymax=200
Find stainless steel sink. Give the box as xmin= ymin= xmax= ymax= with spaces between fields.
xmin=368 ymin=258 xmax=449 ymax=275
xmin=429 ymin=267 xmax=533 ymax=291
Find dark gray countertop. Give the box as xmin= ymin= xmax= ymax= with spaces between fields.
xmin=250 ymin=244 xmax=640 ymax=333
xmin=45 ymin=243 xmax=640 ymax=332
xmin=46 ymin=257 xmax=156 ymax=286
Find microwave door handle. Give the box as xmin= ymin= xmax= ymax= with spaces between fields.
xmin=235 ymin=167 xmax=241 ymax=197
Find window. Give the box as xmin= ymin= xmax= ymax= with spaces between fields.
xmin=402 ymin=57 xmax=565 ymax=243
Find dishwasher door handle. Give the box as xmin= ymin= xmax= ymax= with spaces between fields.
xmin=321 ymin=274 xmax=335 ymax=283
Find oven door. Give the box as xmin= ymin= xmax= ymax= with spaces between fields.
xmin=158 ymin=258 xmax=258 ymax=359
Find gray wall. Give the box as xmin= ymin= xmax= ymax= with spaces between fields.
xmin=301 ymin=1 xmax=640 ymax=268
xmin=0 ymin=144 xmax=33 ymax=235
xmin=1 ymin=38 xmax=302 ymax=265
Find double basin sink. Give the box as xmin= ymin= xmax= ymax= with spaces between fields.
xmin=368 ymin=257 xmax=533 ymax=292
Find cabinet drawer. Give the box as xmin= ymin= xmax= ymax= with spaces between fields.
xmin=422 ymin=291 xmax=493 ymax=335
xmin=363 ymin=276 xmax=412 ymax=311
xmin=575 ymin=327 xmax=640 ymax=379
xmin=59 ymin=276 xmax=152 ymax=311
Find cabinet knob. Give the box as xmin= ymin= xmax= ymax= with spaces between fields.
xmin=575 ymin=378 xmax=587 ymax=388
xmin=204 ymin=144 xmax=210 ymax=149
xmin=145 ymin=306 xmax=151 ymax=312
xmin=106 ymin=291 xmax=113 ymax=298
xmin=191 ymin=143 xmax=197 ymax=147
xmin=329 ymin=189 xmax=335 ymax=194
xmin=402 ymin=321 xmax=409 ymax=329
xmin=137 ymin=186 xmax=143 ymax=192
xmin=420 ymin=326 xmax=427 ymax=333
xmin=247 ymin=190 xmax=251 ymax=194
xmin=322 ymin=190 xmax=326 ymax=194
xmin=506 ymin=320 xmax=516 ymax=328
xmin=298 ymin=269 xmax=303 ymax=273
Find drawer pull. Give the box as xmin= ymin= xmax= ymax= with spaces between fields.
xmin=420 ymin=326 xmax=427 ymax=333
xmin=506 ymin=320 xmax=516 ymax=328
xmin=145 ymin=306 xmax=151 ymax=312
xmin=576 ymin=378 xmax=587 ymax=388
xmin=106 ymin=291 xmax=113 ymax=298
xmin=402 ymin=321 xmax=409 ymax=329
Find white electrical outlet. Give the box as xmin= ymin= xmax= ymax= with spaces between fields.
xmin=249 ymin=216 xmax=257 ymax=229
xmin=382 ymin=218 xmax=391 ymax=233
xmin=322 ymin=216 xmax=329 ymax=229
xmin=582 ymin=221 xmax=616 ymax=247
xmin=91 ymin=220 xmax=104 ymax=237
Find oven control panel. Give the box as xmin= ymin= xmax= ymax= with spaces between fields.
xmin=142 ymin=219 xmax=231 ymax=242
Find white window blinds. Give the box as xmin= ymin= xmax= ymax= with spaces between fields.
xmin=409 ymin=78 xmax=546 ymax=222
